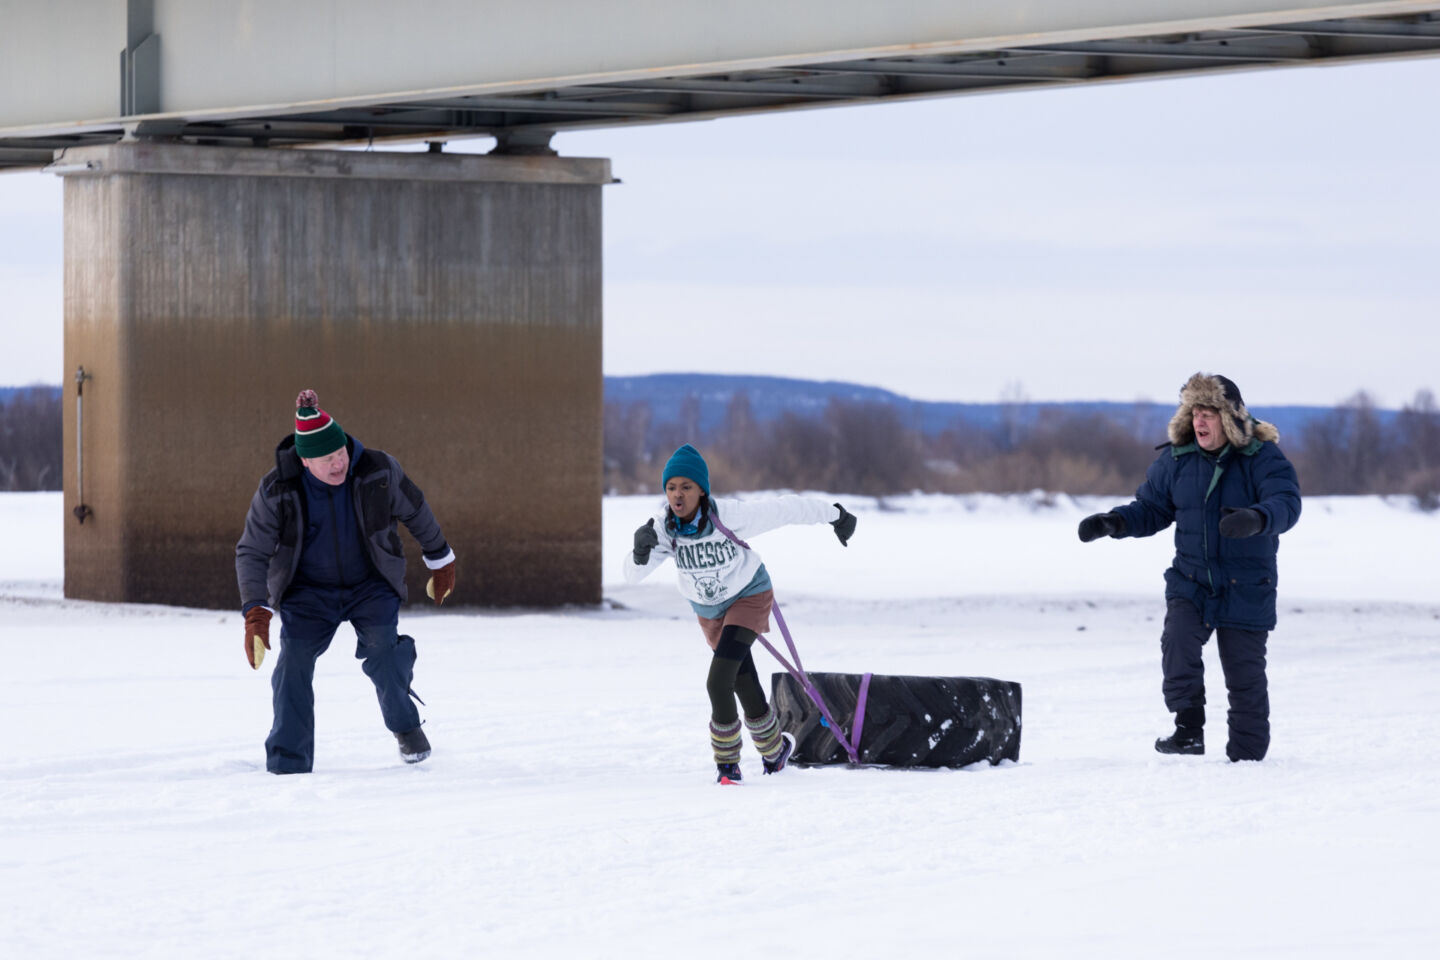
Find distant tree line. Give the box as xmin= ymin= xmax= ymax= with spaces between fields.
xmin=5 ymin=384 xmax=1438 ymax=505
xmin=606 ymin=389 xmax=1440 ymax=507
xmin=1298 ymin=390 xmax=1440 ymax=506
xmin=0 ymin=387 xmax=62 ymax=491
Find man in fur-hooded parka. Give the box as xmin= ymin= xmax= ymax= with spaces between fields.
xmin=1078 ymin=373 xmax=1301 ymax=762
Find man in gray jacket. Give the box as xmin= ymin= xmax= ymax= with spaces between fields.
xmin=236 ymin=390 xmax=456 ymax=774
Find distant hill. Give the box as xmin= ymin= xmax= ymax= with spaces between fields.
xmin=605 ymin=373 xmax=1361 ymax=444
xmin=0 ymin=385 xmax=59 ymax=405
xmin=4 ymin=377 xmax=1388 ymax=445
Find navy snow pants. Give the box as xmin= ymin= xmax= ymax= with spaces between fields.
xmin=1160 ymin=596 xmax=1271 ymax=761
xmin=266 ymin=577 xmax=419 ymax=773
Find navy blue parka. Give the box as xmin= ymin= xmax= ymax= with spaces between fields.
xmin=1110 ymin=436 xmax=1301 ymax=631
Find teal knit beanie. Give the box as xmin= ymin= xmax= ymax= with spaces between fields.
xmin=293 ymin=389 xmax=347 ymax=458
xmin=661 ymin=443 xmax=710 ymax=494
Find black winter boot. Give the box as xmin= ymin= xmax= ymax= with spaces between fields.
xmin=1155 ymin=707 xmax=1204 ymax=756
xmin=396 ymin=726 xmax=431 ymax=764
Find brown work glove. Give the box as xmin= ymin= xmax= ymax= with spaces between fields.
xmin=244 ymin=607 xmax=272 ymax=669
xmin=426 ymin=561 xmax=456 ymax=605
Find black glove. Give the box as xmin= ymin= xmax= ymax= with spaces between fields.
xmin=831 ymin=503 xmax=857 ymax=547
xmin=633 ymin=518 xmax=659 ymax=564
xmin=1077 ymin=512 xmax=1126 ymax=543
xmin=1219 ymin=507 xmax=1265 ymax=539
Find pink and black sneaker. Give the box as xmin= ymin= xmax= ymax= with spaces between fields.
xmin=763 ymin=732 xmax=795 ymax=775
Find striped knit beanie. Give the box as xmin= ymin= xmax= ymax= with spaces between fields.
xmin=293 ymin=389 xmax=346 ymax=458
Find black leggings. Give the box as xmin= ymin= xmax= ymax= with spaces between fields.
xmin=707 ymin=625 xmax=769 ymax=725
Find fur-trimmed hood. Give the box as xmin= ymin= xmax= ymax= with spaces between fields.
xmin=1167 ymin=372 xmax=1280 ymax=448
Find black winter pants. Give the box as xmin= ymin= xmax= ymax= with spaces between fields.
xmin=1160 ymin=597 xmax=1270 ymax=761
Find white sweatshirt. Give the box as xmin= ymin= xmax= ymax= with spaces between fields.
xmin=622 ymin=495 xmax=839 ymax=610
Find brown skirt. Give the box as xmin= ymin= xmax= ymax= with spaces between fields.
xmin=696 ymin=589 xmax=775 ymax=650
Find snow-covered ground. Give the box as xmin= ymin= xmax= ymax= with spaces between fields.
xmin=2 ymin=491 xmax=1437 ymax=959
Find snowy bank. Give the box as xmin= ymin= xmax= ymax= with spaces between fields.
xmin=0 ymin=493 xmax=1436 ymax=959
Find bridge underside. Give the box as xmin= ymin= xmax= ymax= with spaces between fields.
xmin=11 ymin=3 xmax=1439 ymax=610
xmin=3 ymin=10 xmax=1439 ymax=169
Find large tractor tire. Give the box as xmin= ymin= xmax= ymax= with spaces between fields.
xmin=771 ymin=672 xmax=1021 ymax=768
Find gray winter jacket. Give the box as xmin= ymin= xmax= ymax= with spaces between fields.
xmin=235 ymin=435 xmax=453 ymax=611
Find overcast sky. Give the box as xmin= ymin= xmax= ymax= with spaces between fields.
xmin=2 ymin=55 xmax=1437 ymax=408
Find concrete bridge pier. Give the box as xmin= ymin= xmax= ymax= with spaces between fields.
xmin=58 ymin=142 xmax=611 ymax=610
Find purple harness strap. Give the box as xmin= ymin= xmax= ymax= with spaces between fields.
xmin=705 ymin=509 xmax=870 ymax=764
